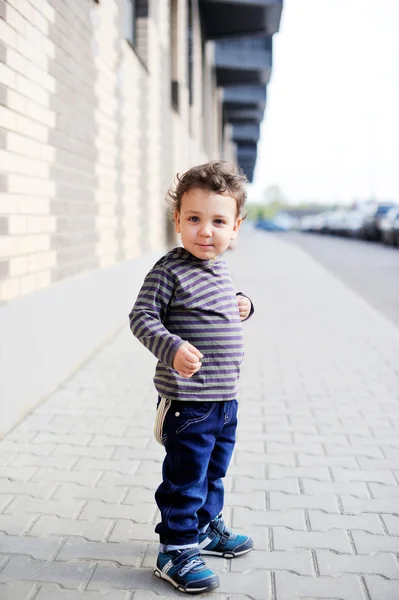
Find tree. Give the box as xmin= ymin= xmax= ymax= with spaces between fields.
xmin=245 ymin=185 xmax=291 ymax=221
xmin=261 ymin=185 xmax=289 ymax=219
xmin=263 ymin=185 xmax=289 ymax=206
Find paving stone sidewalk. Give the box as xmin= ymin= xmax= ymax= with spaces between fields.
xmin=1 ymin=230 xmax=399 ymax=600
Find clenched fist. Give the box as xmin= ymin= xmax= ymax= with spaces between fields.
xmin=237 ymin=295 xmax=251 ymax=321
xmin=173 ymin=342 xmax=203 ymax=378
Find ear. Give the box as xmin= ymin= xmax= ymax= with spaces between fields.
xmin=174 ymin=210 xmax=181 ymax=234
xmin=231 ymin=217 xmax=242 ymax=240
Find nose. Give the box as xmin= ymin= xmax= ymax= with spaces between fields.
xmin=199 ymin=222 xmax=212 ymax=237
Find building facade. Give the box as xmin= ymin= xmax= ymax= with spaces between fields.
xmin=0 ymin=0 xmax=282 ymax=434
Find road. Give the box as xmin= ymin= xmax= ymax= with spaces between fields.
xmin=281 ymin=231 xmax=399 ymax=329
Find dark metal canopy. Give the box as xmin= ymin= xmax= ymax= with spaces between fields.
xmin=199 ymin=0 xmax=283 ymax=39
xmin=214 ymin=36 xmax=272 ymax=87
xmin=215 ymin=39 xmax=270 ymax=180
xmin=232 ymin=123 xmax=260 ymax=143
xmin=236 ymin=139 xmax=258 ymax=182
xmin=223 ymin=85 xmax=267 ymax=106
xmin=198 ymin=0 xmax=283 ymax=182
xmin=227 ymin=108 xmax=264 ymax=122
xmin=232 ymin=121 xmax=262 ymax=182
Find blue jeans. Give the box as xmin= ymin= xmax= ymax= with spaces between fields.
xmin=155 ymin=399 xmax=238 ymax=546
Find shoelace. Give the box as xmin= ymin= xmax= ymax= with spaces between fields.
xmin=213 ymin=517 xmax=232 ymax=537
xmin=179 ymin=555 xmax=205 ymax=576
xmin=222 ymin=524 xmax=232 ymax=537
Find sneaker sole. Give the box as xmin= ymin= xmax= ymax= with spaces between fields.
xmin=154 ymin=568 xmax=220 ymax=593
xmin=200 ymin=546 xmax=253 ymax=558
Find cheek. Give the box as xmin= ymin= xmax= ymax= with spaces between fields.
xmin=181 ymin=227 xmax=193 ymax=239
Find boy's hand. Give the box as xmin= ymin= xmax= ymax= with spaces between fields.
xmin=237 ymin=295 xmax=251 ymax=321
xmin=173 ymin=342 xmax=203 ymax=378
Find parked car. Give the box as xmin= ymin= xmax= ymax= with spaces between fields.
xmin=392 ymin=213 xmax=399 ymax=246
xmin=255 ymin=219 xmax=287 ymax=232
xmin=299 ymin=215 xmax=315 ymax=232
xmin=341 ymin=209 xmax=369 ymax=238
xmin=360 ymin=202 xmax=397 ymax=241
xmin=324 ymin=210 xmax=349 ymax=235
xmin=380 ymin=207 xmax=399 ymax=245
xmin=300 ymin=211 xmax=332 ymax=234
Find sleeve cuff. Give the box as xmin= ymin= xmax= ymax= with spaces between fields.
xmin=162 ymin=337 xmax=185 ymax=368
xmin=236 ymin=292 xmax=254 ymax=321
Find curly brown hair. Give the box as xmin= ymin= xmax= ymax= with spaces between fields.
xmin=167 ymin=160 xmax=248 ymax=220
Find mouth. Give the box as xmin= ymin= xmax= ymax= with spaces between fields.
xmin=197 ymin=243 xmax=213 ymax=248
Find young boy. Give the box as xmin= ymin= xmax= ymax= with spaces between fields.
xmin=129 ymin=160 xmax=254 ymax=593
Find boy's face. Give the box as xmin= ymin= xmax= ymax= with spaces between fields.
xmin=174 ymin=188 xmax=242 ymax=260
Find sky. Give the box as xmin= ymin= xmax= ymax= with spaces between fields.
xmin=250 ymin=0 xmax=399 ymax=206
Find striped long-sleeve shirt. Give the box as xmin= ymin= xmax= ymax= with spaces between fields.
xmin=129 ymin=247 xmax=253 ymax=402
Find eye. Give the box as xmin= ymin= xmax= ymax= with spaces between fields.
xmin=214 ymin=219 xmax=226 ymax=225
xmin=188 ymin=216 xmax=199 ymax=222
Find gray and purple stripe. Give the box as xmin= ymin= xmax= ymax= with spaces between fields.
xmin=129 ymin=247 xmax=250 ymax=402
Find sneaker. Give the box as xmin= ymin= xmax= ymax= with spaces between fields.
xmin=199 ymin=514 xmax=253 ymax=557
xmin=154 ymin=547 xmax=220 ymax=593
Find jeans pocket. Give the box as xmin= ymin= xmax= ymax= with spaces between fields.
xmin=174 ymin=401 xmax=216 ymax=435
xmin=224 ymin=399 xmax=238 ymax=424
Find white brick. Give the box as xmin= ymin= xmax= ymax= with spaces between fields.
xmin=0 ymin=236 xmax=17 ymax=258
xmin=0 ymin=195 xmax=18 ymax=215
xmin=34 ymin=234 xmax=50 ymax=252
xmin=20 ymin=273 xmax=37 ymax=295
xmin=2 ymin=236 xmax=33 ymax=259
xmin=24 ymin=20 xmax=41 ymax=47
xmin=7 ymin=47 xmax=27 ymax=76
xmin=7 ymin=0 xmax=34 ymax=22
xmin=28 ymin=250 xmax=56 ymax=272
xmin=0 ymin=150 xmax=19 ymax=173
xmin=8 ymin=175 xmax=54 ymax=197
xmin=24 ymin=21 xmax=54 ymax=61
xmin=27 ymin=254 xmax=45 ymax=272
xmin=5 ymin=0 xmax=24 ymax=12
xmin=0 ymin=20 xmax=18 ymax=49
xmin=18 ymin=196 xmax=49 ymax=215
xmin=45 ymin=250 xmax=57 ymax=267
xmin=6 ymin=89 xmax=27 ymax=114
xmin=8 ymin=174 xmax=34 ymax=193
xmin=16 ymin=74 xmax=49 ymax=106
xmin=16 ymin=73 xmax=37 ymax=101
xmin=5 ymin=4 xmax=27 ymax=36
xmin=18 ymin=37 xmax=48 ymax=71
xmin=0 ymin=278 xmax=20 ymax=302
xmin=25 ymin=62 xmax=54 ymax=94
xmin=0 ymin=106 xmax=18 ymax=132
xmin=31 ymin=6 xmax=49 ymax=35
xmin=7 ymin=132 xmax=42 ymax=158
xmin=26 ymin=100 xmax=55 ymax=129
xmin=43 ymin=217 xmax=56 ymax=234
xmin=40 ymin=144 xmax=55 ymax=162
xmin=98 ymin=205 xmax=116 ymax=217
xmin=0 ymin=234 xmax=37 ymax=257
xmin=31 ymin=0 xmax=56 ymax=24
xmin=8 ymin=215 xmax=27 ymax=235
xmin=16 ymin=156 xmax=49 ymax=179
xmin=26 ymin=216 xmax=55 ymax=235
xmin=9 ymin=256 xmax=28 ymax=277
xmin=15 ymin=114 xmax=48 ymax=143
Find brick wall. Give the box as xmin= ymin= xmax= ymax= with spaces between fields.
xmin=0 ymin=0 xmax=227 ymax=302
xmin=0 ymin=0 xmax=58 ymax=299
